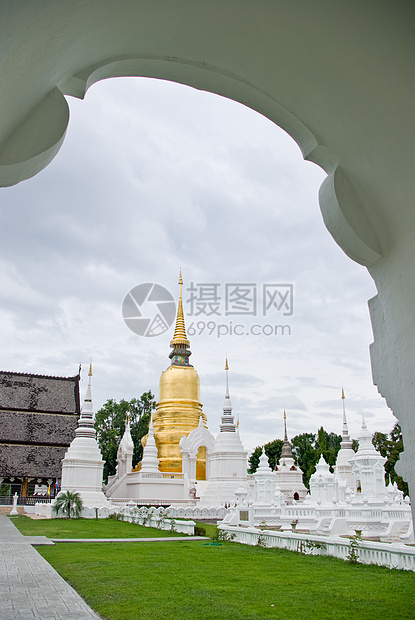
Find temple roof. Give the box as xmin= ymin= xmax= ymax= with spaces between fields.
xmin=0 ymin=370 xmax=80 ymax=414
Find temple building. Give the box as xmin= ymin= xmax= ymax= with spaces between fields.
xmin=0 ymin=370 xmax=80 ymax=498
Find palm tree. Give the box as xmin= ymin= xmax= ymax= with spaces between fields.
xmin=53 ymin=490 xmax=83 ymax=519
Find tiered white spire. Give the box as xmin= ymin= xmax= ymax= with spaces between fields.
xmin=340 ymin=388 xmax=352 ymax=448
xmin=335 ymin=388 xmax=355 ymax=488
xmin=355 ymin=413 xmax=377 ymax=454
xmin=220 ymin=358 xmax=236 ymax=432
xmin=140 ymin=414 xmax=161 ymax=474
xmin=75 ymin=363 xmax=96 ymax=439
xmin=349 ymin=414 xmax=388 ymax=500
xmin=118 ymin=414 xmax=134 ymax=456
xmin=257 ymin=448 xmax=271 ymax=473
xmin=279 ymin=410 xmax=294 ymax=464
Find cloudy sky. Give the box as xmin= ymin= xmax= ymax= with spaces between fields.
xmin=0 ymin=77 xmax=396 ymax=454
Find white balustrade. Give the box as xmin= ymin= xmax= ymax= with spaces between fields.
xmin=219 ymin=525 xmax=415 ymax=571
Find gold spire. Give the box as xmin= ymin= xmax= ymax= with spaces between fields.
xmin=341 ymin=387 xmax=345 ymax=399
xmin=170 ymin=270 xmax=190 ymax=347
xmin=88 ymin=362 xmax=93 ymax=376
xmin=225 ymin=357 xmax=229 ymax=371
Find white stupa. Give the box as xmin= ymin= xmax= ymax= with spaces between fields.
xmin=274 ymin=411 xmax=307 ymax=503
xmin=115 ymin=414 xmax=134 ymax=478
xmin=139 ymin=414 xmax=162 ymax=476
xmin=309 ymin=455 xmax=341 ymax=503
xmin=254 ymin=448 xmax=279 ymax=505
xmin=199 ymin=359 xmax=249 ymax=505
xmin=349 ymin=414 xmax=387 ymax=499
xmin=335 ymin=389 xmax=355 ymax=488
xmin=58 ymin=364 xmax=111 ymax=507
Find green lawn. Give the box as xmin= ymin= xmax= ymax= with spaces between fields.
xmin=10 ymin=516 xmax=415 ymax=620
xmin=37 ymin=539 xmax=414 ymax=620
xmin=9 ymin=515 xmax=187 ymax=538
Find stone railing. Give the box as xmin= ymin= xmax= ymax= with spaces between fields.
xmin=34 ymin=503 xmax=117 ymax=519
xmin=110 ymin=497 xmax=196 ymax=507
xmin=33 ymin=502 xmax=195 ymax=534
xmin=161 ymin=473 xmax=183 ymax=479
xmin=167 ymin=505 xmax=228 ymax=520
xmin=219 ymin=525 xmax=415 ymax=572
xmin=118 ymin=505 xmax=195 ymax=534
xmin=0 ymin=496 xmax=52 ymax=505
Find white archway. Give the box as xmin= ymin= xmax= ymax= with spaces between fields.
xmin=180 ymin=422 xmax=215 ymax=483
xmin=1 ymin=2 xmax=413 ymax=522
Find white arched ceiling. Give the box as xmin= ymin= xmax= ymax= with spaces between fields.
xmin=1 ymin=2 xmax=413 ymax=519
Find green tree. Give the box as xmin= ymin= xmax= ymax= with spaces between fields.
xmin=291 ymin=432 xmax=318 ymax=488
xmin=264 ymin=439 xmax=284 ymax=470
xmin=94 ymin=392 xmax=156 ymax=482
xmin=290 ymin=429 xmax=341 ymax=487
xmin=248 ymin=446 xmax=263 ymax=473
xmin=248 ymin=439 xmax=284 ymax=473
xmin=53 ymin=490 xmax=83 ymax=519
xmin=316 ymin=427 xmax=341 ymax=472
xmin=372 ymin=423 xmax=409 ymax=496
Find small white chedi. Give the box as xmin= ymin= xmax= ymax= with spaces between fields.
xmin=196 ymin=359 xmax=250 ymax=505
xmin=273 ymin=410 xmax=307 ymax=503
xmin=56 ymin=364 xmax=111 ymax=508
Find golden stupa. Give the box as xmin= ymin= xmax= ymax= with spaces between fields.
xmin=152 ymin=271 xmax=208 ymax=479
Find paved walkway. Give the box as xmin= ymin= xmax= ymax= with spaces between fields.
xmin=51 ymin=536 xmax=207 ymax=543
xmin=0 ymin=515 xmax=101 ymax=620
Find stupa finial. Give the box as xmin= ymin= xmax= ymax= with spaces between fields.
xmin=341 ymin=386 xmax=351 ymax=443
xmin=220 ymin=358 xmax=236 ymax=432
xmin=170 ymin=269 xmax=190 ymax=348
xmin=225 ymin=357 xmax=230 ymax=398
xmin=75 ymin=361 xmax=96 ymax=438
xmin=283 ymin=409 xmax=288 ymax=442
xmin=279 ymin=409 xmax=294 ymax=463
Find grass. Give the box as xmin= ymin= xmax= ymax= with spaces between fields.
xmin=9 ymin=515 xmax=187 ymax=538
xmin=10 ymin=517 xmax=415 ymax=620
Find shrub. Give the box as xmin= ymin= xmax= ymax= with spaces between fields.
xmin=211 ymin=527 xmax=235 ymax=542
xmin=347 ymin=532 xmax=362 ymax=564
xmin=53 ymin=491 xmax=83 ymax=519
xmin=194 ymin=525 xmax=206 ymax=536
